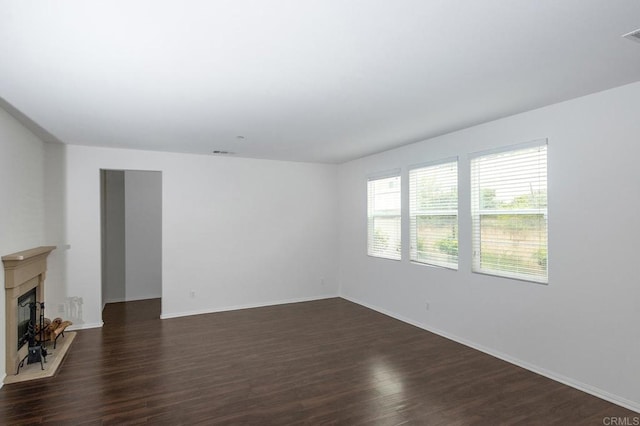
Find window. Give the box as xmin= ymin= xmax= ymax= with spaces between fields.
xmin=470 ymin=141 xmax=548 ymax=283
xmin=367 ymin=174 xmax=401 ymax=260
xmin=409 ymin=159 xmax=458 ymax=269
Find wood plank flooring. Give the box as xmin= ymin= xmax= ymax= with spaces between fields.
xmin=0 ymin=297 xmax=636 ymax=425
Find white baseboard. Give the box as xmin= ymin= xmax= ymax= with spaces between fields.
xmin=340 ymin=295 xmax=640 ymax=414
xmin=160 ymin=294 xmax=338 ymax=320
xmin=103 ymin=297 xmax=126 ymax=304
xmin=104 ymin=295 xmax=160 ymax=304
xmin=67 ymin=321 xmax=103 ymax=331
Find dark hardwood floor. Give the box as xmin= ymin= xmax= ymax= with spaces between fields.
xmin=0 ymin=298 xmax=636 ymax=425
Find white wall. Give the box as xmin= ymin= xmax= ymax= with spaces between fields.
xmin=124 ymin=170 xmax=162 ymax=301
xmin=102 ymin=170 xmax=125 ymax=304
xmin=337 ymin=82 xmax=640 ymax=410
xmin=53 ymin=146 xmax=339 ymax=328
xmin=0 ymin=107 xmax=45 ymax=380
xmin=43 ymin=143 xmax=70 ymax=321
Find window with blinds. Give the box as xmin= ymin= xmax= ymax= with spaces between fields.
xmin=367 ymin=174 xmax=401 ymax=260
xmin=409 ymin=159 xmax=458 ymax=269
xmin=470 ymin=140 xmax=548 ymax=283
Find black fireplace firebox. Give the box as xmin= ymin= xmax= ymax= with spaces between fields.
xmin=16 ymin=289 xmax=48 ymax=373
xmin=17 ymin=288 xmax=36 ymax=350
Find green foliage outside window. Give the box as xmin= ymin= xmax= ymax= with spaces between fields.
xmin=436 ymin=237 xmax=458 ymax=257
xmin=373 ymin=228 xmax=389 ymax=251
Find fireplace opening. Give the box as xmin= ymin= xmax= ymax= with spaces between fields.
xmin=17 ymin=288 xmax=37 ymax=351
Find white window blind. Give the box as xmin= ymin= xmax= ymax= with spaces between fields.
xmin=367 ymin=174 xmax=401 ymax=260
xmin=470 ymin=141 xmax=548 ymax=283
xmin=409 ymin=159 xmax=458 ymax=269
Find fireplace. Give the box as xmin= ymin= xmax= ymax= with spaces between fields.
xmin=2 ymin=246 xmax=55 ymax=375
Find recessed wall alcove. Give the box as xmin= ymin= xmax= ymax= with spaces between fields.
xmin=2 ymin=246 xmax=55 ymax=375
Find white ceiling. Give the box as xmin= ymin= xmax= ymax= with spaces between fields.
xmin=1 ymin=0 xmax=640 ymax=164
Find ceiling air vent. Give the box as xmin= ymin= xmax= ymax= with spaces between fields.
xmin=622 ymin=28 xmax=640 ymax=44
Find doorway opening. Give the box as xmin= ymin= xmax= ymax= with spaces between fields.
xmin=100 ymin=170 xmax=162 ymax=322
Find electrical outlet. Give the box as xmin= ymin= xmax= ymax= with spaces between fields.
xmin=189 ymin=290 xmax=196 ymax=298
xmin=320 ymin=277 xmax=325 ymax=286
xmin=425 ymin=301 xmax=430 ymax=311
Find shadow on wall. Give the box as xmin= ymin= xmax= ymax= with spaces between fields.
xmin=42 ymin=121 xmax=83 ymax=325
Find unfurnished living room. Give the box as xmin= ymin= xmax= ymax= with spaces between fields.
xmin=1 ymin=1 xmax=639 ymax=424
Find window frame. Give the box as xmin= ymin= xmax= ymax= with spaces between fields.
xmin=408 ymin=157 xmax=459 ymax=270
xmin=367 ymin=171 xmax=402 ymax=261
xmin=470 ymin=140 xmax=548 ymax=284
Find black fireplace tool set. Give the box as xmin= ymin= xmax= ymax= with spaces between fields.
xmin=16 ymin=301 xmax=48 ymax=374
